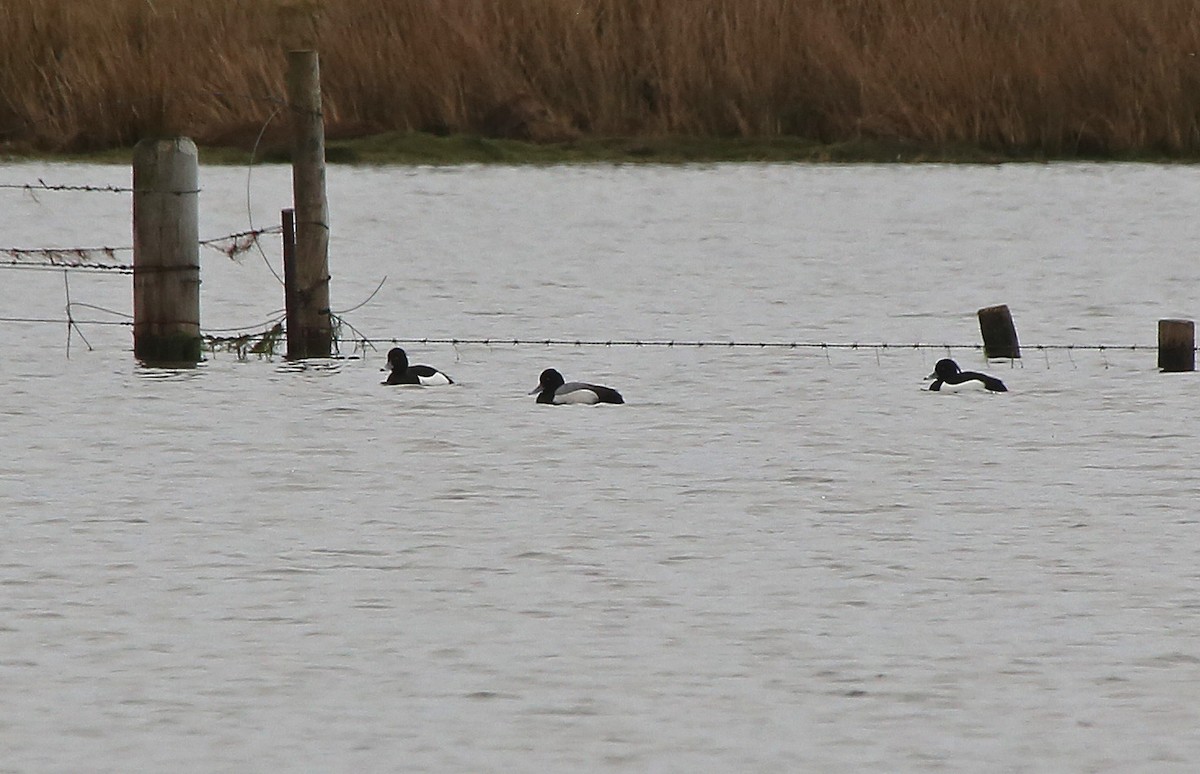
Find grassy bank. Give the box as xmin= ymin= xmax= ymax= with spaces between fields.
xmin=3 ymin=0 xmax=1199 ymax=162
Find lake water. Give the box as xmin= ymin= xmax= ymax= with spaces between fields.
xmin=1 ymin=161 xmax=1199 ymax=772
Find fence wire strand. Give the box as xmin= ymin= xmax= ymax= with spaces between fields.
xmin=0 ymin=179 xmax=134 ymax=194
xmin=358 ymin=337 xmax=1165 ymax=352
xmin=0 ymin=313 xmax=1186 ymax=365
xmin=0 ymin=226 xmax=283 ymax=273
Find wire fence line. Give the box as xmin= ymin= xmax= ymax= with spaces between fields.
xmin=1 ymin=253 xmax=131 ymax=273
xmin=364 ymin=337 xmax=1165 ymax=352
xmin=0 ymin=316 xmax=131 ymax=327
xmin=0 ymin=180 xmax=135 ymax=194
xmin=0 ymin=310 xmax=1183 ymax=366
xmin=198 ymin=336 xmax=1199 ymax=366
xmin=0 ymin=179 xmax=199 ymax=197
xmin=0 ymin=226 xmax=284 ymax=272
xmin=0 ymin=316 xmax=1171 ymax=356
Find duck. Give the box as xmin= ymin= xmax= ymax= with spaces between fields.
xmin=530 ymin=368 xmax=624 ymax=405
xmin=382 ymin=347 xmax=453 ymax=386
xmin=927 ymin=358 xmax=1007 ymax=392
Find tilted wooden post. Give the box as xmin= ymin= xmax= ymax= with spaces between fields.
xmin=978 ymin=304 xmax=1020 ymax=359
xmin=132 ymin=138 xmax=201 ymax=365
xmin=1158 ymin=319 xmax=1195 ymax=372
xmin=285 ymin=49 xmax=332 ymax=359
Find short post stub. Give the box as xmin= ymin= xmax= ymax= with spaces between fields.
xmin=978 ymin=304 xmax=1020 ymax=359
xmin=132 ymin=137 xmax=201 ymax=365
xmin=1158 ymin=319 xmax=1195 ymax=372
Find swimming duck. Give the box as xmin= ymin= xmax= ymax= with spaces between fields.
xmin=927 ymin=358 xmax=1007 ymax=392
xmin=530 ymin=368 xmax=624 ymax=404
xmin=382 ymin=347 xmax=453 ymax=386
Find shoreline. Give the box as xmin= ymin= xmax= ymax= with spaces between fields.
xmin=5 ymin=132 xmax=1200 ymax=167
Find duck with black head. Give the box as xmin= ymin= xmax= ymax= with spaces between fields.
xmin=382 ymin=347 xmax=453 ymax=386
xmin=530 ymin=368 xmax=624 ymax=405
xmin=927 ymin=358 xmax=1007 ymax=392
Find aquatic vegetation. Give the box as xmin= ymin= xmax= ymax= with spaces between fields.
xmin=2 ymin=0 xmax=1198 ymax=160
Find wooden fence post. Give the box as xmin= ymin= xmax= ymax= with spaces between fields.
xmin=132 ymin=138 xmax=201 ymax=365
xmin=1158 ymin=319 xmax=1195 ymax=372
xmin=286 ymin=49 xmax=332 ymax=359
xmin=281 ymin=208 xmax=302 ymax=358
xmin=978 ymin=304 xmax=1020 ymax=359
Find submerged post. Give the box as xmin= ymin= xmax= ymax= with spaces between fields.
xmin=1157 ymin=319 xmax=1195 ymax=372
xmin=132 ymin=138 xmax=201 ymax=365
xmin=978 ymin=304 xmax=1020 ymax=359
xmin=285 ymin=49 xmax=332 ymax=359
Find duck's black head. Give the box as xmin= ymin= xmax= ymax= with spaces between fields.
xmin=932 ymin=358 xmax=961 ymax=380
xmin=536 ymin=368 xmax=565 ymax=393
xmin=387 ymin=347 xmax=409 ymax=371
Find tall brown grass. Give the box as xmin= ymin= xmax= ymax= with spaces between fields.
xmin=2 ymin=0 xmax=1199 ymax=155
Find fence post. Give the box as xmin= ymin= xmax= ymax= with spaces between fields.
xmin=1158 ymin=319 xmax=1195 ymax=372
xmin=281 ymin=208 xmax=302 ymax=358
xmin=978 ymin=304 xmax=1020 ymax=359
xmin=132 ymin=137 xmax=201 ymax=365
xmin=286 ymin=49 xmax=332 ymax=359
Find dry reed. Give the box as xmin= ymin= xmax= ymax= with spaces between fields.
xmin=2 ymin=0 xmax=1199 ymax=156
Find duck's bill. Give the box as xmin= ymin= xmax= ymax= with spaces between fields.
xmin=528 ymin=386 xmax=543 ymax=395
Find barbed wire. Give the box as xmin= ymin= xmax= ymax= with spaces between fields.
xmin=0 ymin=313 xmax=1176 ymax=354
xmin=361 ymin=338 xmax=1166 ymax=352
xmin=0 ymin=226 xmax=284 ymax=272
xmin=0 ymin=179 xmax=134 ymax=194
xmin=1 ymin=311 xmax=1187 ymax=366
xmin=0 ymin=178 xmax=199 ymax=196
xmin=2 ymin=246 xmax=129 ymax=269
xmin=2 ymin=256 xmax=132 ymax=273
xmin=0 ymin=316 xmax=131 ymax=326
xmin=199 ymin=226 xmax=283 ymax=258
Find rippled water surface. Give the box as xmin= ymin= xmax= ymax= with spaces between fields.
xmin=2 ymin=162 xmax=1200 ymax=772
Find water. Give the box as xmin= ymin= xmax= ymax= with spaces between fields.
xmin=2 ymin=161 xmax=1199 ymax=772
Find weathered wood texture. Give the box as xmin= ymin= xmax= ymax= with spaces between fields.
xmin=1158 ymin=319 xmax=1195 ymax=372
xmin=978 ymin=304 xmax=1020 ymax=360
xmin=286 ymin=49 xmax=332 ymax=359
xmin=133 ymin=137 xmax=201 ymax=365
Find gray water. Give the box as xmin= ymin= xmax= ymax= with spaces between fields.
xmin=2 ymin=161 xmax=1199 ymax=772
